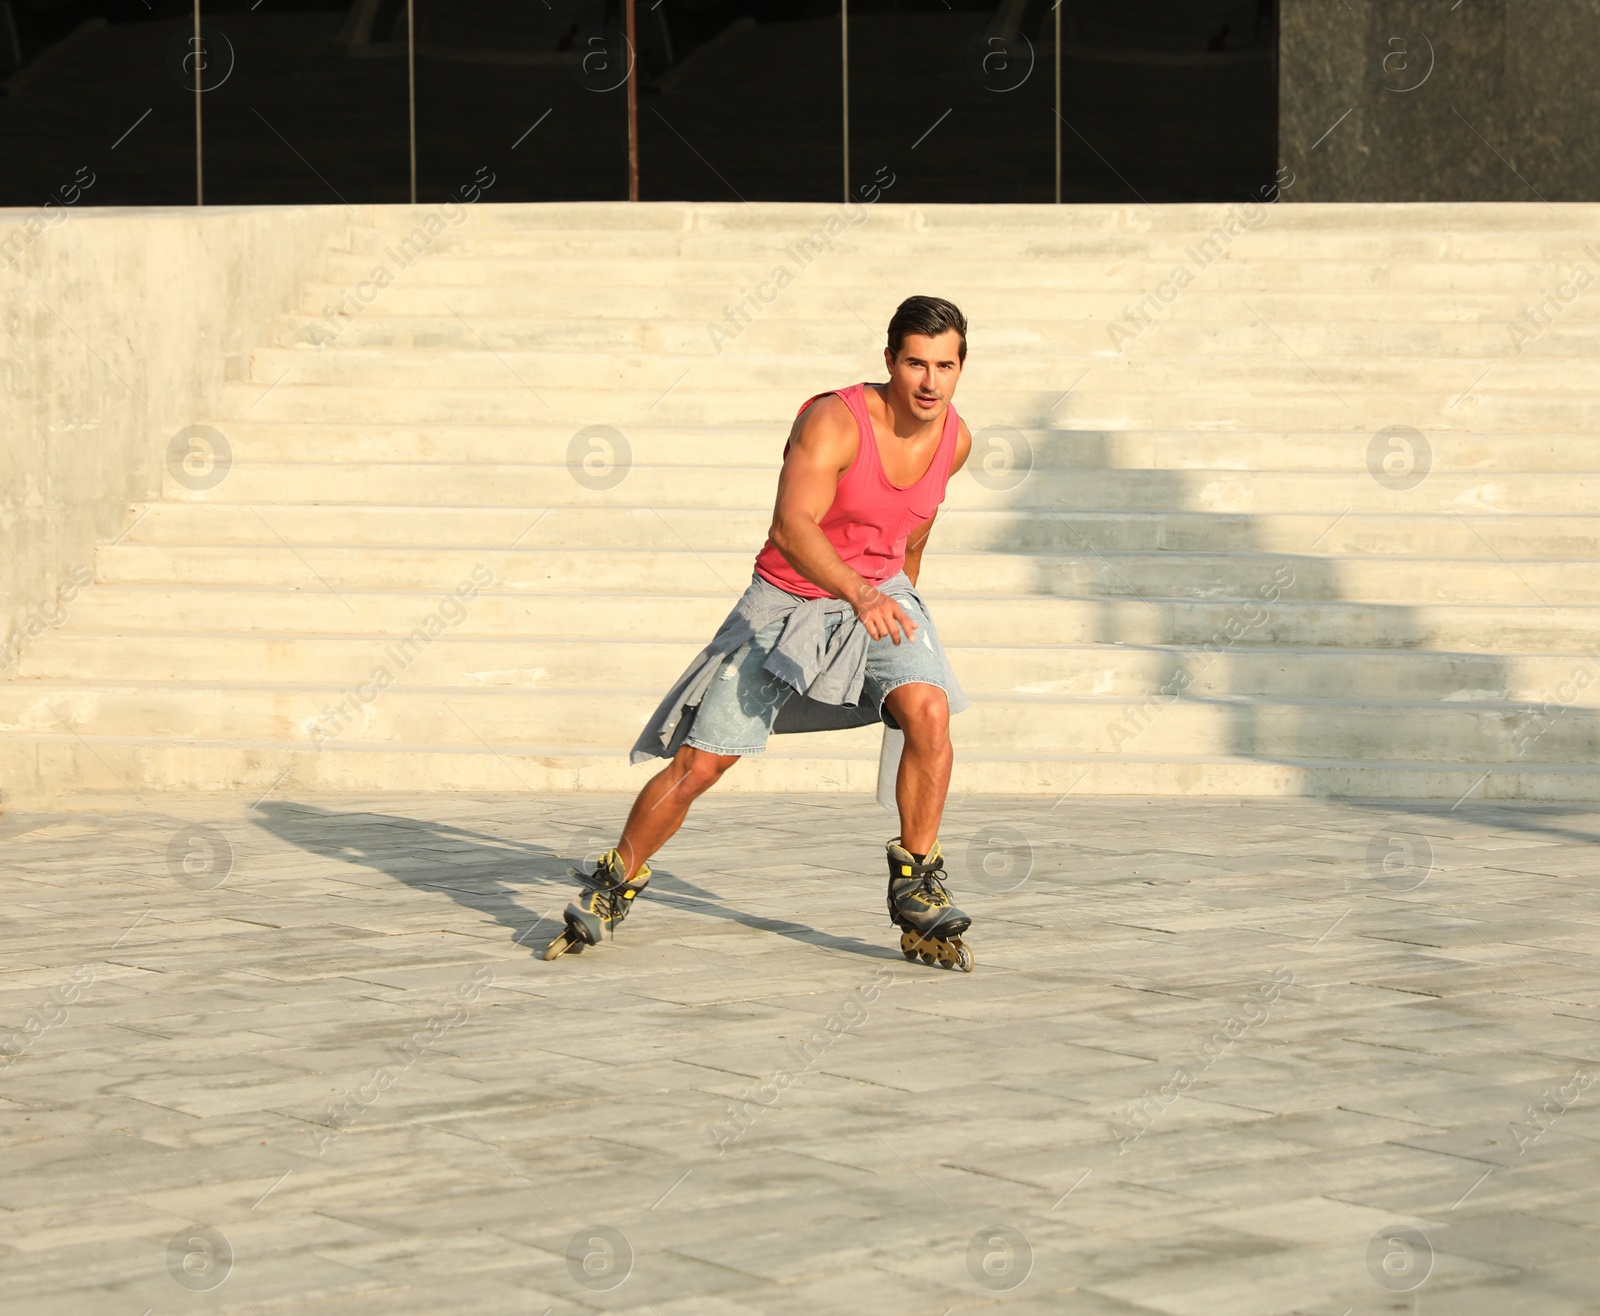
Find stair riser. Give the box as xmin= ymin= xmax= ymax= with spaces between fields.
xmin=272 ymin=314 xmax=1600 ymax=359
xmin=56 ymin=589 xmax=1600 ymax=653
xmin=10 ymin=687 xmax=1598 ymax=763
xmin=243 ymin=348 xmax=1600 ymax=394
xmin=216 ymin=383 xmax=1600 ymax=430
xmin=292 ymin=283 xmax=1600 ymax=324
xmin=207 ymin=422 xmax=1600 ymax=473
xmin=121 ymin=504 xmax=1600 ymax=559
xmin=24 ymin=635 xmax=1600 ymax=706
xmin=88 ymin=544 xmax=1600 ymax=604
xmin=67 ymin=554 xmax=1600 ymax=612
xmin=157 ymin=461 xmax=1600 ymax=515
xmin=316 ymin=253 xmax=1600 ymax=295
xmin=339 ymin=229 xmax=1600 ymax=262
xmin=337 ymin=203 xmax=1600 ymax=234
xmin=22 ymin=738 xmax=1600 ymax=808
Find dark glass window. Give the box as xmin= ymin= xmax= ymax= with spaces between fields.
xmin=849 ymin=0 xmax=1054 ymax=205
xmin=640 ymin=0 xmax=841 ymax=202
xmin=0 ymin=0 xmax=1279 ymax=207
xmin=1060 ymin=0 xmax=1277 ymax=202
xmin=0 ymin=1 xmax=200 ymax=206
xmin=201 ymin=0 xmax=408 ymax=205
xmin=413 ymin=1 xmax=628 ymax=202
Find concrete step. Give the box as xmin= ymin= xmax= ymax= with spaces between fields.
xmin=84 ymin=542 xmax=1600 ymax=606
xmin=21 ymin=633 xmax=1600 ymax=708
xmin=57 ymin=585 xmax=1600 ymax=654
xmin=14 ymin=734 xmax=1600 ymax=806
xmin=214 ymin=381 xmax=1600 ymax=431
xmin=157 ymin=460 xmax=1600 ymax=516
xmin=273 ymin=312 xmax=1600 ymax=359
xmin=210 ymin=422 xmax=1600 ymax=473
xmin=291 ymin=281 xmax=1600 ymax=324
xmin=8 ymin=680 xmax=1598 ymax=765
xmin=318 ymin=251 xmax=1600 ymax=294
xmin=120 ymin=504 xmax=1600 ymax=560
xmin=242 ymin=347 xmax=1600 ymax=394
xmin=339 ymin=201 xmax=1596 ymax=235
xmin=339 ymin=225 xmax=1600 ymax=262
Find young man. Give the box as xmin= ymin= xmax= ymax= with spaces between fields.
xmin=544 ymin=295 xmax=977 ymax=969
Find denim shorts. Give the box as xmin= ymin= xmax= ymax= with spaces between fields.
xmin=684 ymin=589 xmax=950 ymax=758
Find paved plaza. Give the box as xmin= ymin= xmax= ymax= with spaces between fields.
xmin=5 ymin=789 xmax=1600 ymax=1313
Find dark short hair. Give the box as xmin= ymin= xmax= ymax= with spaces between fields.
xmin=887 ymin=295 xmax=967 ymax=362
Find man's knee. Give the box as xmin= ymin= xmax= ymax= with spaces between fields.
xmin=889 ymin=684 xmax=950 ymax=745
xmin=680 ymin=746 xmax=740 ymax=789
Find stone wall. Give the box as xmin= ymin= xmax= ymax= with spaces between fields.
xmin=1280 ymin=0 xmax=1600 ymax=201
xmin=0 ymin=206 xmax=351 ymax=677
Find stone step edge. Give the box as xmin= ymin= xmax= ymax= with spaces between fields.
xmin=52 ymin=585 xmax=1600 ymax=612
xmin=276 ymin=309 xmax=1600 ymax=324
xmin=9 ymin=681 xmax=1598 ymax=713
xmin=207 ymin=424 xmax=1600 ymax=437
xmin=91 ymin=544 xmax=1600 ymax=570
xmin=13 ymin=734 xmax=1599 ymax=769
xmin=133 ymin=504 xmax=1600 ymax=520
xmin=5 ymin=740 xmax=1597 ymax=808
xmin=29 ymin=632 xmax=1600 ymax=660
xmin=109 ymin=532 xmax=1600 ymax=556
xmin=136 ymin=466 xmax=1600 ymax=478
xmin=128 ymin=505 xmax=1600 ymax=521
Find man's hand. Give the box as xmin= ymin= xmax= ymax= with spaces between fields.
xmin=849 ymin=580 xmax=918 ymax=644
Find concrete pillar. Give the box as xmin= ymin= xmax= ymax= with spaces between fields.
xmin=1280 ymin=0 xmax=1600 ymax=201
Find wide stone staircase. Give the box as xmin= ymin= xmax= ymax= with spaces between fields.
xmin=9 ymin=201 xmax=1600 ymax=803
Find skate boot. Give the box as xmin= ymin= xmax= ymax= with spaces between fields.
xmin=886 ymin=837 xmax=974 ymax=972
xmin=542 ymin=847 xmax=651 ymax=961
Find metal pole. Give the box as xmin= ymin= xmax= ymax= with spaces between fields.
xmin=626 ymin=0 xmax=639 ymax=201
xmin=841 ymin=0 xmax=850 ymax=202
xmin=193 ymin=0 xmax=203 ymax=205
xmin=1054 ymin=0 xmax=1062 ymax=203
xmin=407 ymin=0 xmax=417 ymax=203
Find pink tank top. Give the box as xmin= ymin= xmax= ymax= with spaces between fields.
xmin=753 ymin=382 xmax=961 ymax=600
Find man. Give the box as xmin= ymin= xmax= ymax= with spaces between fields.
xmin=544 ymin=295 xmax=977 ymax=970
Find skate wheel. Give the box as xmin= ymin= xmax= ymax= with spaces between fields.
xmin=542 ymin=930 xmax=580 ymax=962
xmin=955 ymin=944 xmax=974 ymax=973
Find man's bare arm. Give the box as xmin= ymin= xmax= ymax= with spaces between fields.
xmin=767 ymin=396 xmax=870 ymax=602
xmin=767 ymin=395 xmax=919 ymax=642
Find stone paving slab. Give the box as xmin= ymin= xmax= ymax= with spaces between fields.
xmin=5 ymin=791 xmax=1600 ymax=1312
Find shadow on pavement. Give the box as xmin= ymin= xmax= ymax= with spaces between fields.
xmin=252 ymin=800 xmax=900 ymax=963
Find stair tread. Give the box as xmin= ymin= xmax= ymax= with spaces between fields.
xmin=3 ymin=677 xmax=1591 ymax=712
xmin=11 ymin=730 xmax=1600 ymax=779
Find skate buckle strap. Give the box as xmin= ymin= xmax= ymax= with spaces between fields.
xmin=567 ymin=848 xmax=651 ymax=890
xmin=890 ymin=839 xmax=952 ymax=908
xmin=567 ymin=849 xmax=651 ymax=932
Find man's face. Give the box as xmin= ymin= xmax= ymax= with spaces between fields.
xmin=884 ymin=330 xmax=964 ymax=423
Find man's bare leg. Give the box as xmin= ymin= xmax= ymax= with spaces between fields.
xmin=882 ymin=682 xmax=971 ymax=970
xmin=885 ymin=683 xmax=953 ymax=853
xmin=613 ymin=744 xmax=740 ymax=880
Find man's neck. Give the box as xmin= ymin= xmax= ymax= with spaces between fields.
xmin=870 ymin=382 xmax=944 ymax=441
